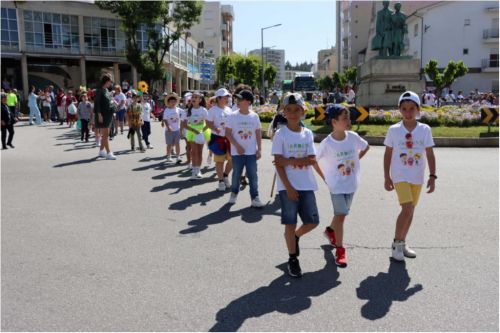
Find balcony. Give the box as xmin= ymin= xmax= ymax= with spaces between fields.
xmin=482 ymin=58 xmax=499 ymax=72
xmin=483 ymin=28 xmax=499 ymax=43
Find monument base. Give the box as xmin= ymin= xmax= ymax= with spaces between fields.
xmin=356 ymin=58 xmax=425 ymax=108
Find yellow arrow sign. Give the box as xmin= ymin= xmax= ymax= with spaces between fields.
xmin=481 ymin=107 xmax=499 ymax=124
xmin=356 ymin=106 xmax=369 ymax=122
xmin=315 ymin=105 xmax=325 ymax=121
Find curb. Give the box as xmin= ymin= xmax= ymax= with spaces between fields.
xmin=17 ymin=118 xmax=498 ymax=148
xmin=262 ymin=132 xmax=499 ymax=148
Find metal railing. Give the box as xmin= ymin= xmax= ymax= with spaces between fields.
xmin=483 ymin=28 xmax=499 ymax=39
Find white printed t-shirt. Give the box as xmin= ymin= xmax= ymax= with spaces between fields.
xmin=163 ymin=107 xmax=181 ymax=131
xmin=207 ymin=105 xmax=232 ymax=137
xmin=185 ymin=107 xmax=208 ymax=126
xmin=114 ymin=92 xmax=126 ymax=110
xmin=271 ymin=126 xmax=318 ymax=192
xmin=384 ymin=121 xmax=435 ymax=185
xmin=317 ymin=131 xmax=368 ymax=194
xmin=226 ymin=110 xmax=261 ymax=156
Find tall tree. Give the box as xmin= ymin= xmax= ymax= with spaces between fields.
xmin=95 ymin=0 xmax=203 ymax=86
xmin=234 ymin=55 xmax=260 ymax=87
xmin=215 ymin=55 xmax=235 ymax=86
xmin=424 ymin=59 xmax=469 ymax=97
xmin=264 ymin=64 xmax=277 ymax=88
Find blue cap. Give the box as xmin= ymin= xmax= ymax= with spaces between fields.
xmin=326 ymin=104 xmax=348 ymax=120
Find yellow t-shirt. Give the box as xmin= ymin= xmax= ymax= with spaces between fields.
xmin=6 ymin=93 xmax=17 ymax=107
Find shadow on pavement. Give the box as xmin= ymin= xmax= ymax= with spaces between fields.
xmin=63 ymin=143 xmax=97 ymax=152
xmin=169 ymin=190 xmax=226 ymax=210
xmin=53 ymin=157 xmax=100 ymax=167
xmin=152 ymin=167 xmax=192 ymax=180
xmin=209 ymin=245 xmax=340 ymax=332
xmin=178 ymin=197 xmax=280 ymax=234
xmin=152 ymin=174 xmax=217 ymax=194
xmin=356 ymin=259 xmax=423 ymax=320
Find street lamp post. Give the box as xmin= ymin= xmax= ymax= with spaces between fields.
xmin=261 ymin=24 xmax=281 ymax=100
xmin=264 ymin=45 xmax=276 ymax=90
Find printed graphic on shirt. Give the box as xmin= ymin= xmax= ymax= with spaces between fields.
xmin=235 ymin=121 xmax=255 ymax=140
xmin=338 ymin=159 xmax=356 ymax=176
xmin=397 ymin=132 xmax=425 ymax=167
xmin=287 ymin=142 xmax=311 ymax=170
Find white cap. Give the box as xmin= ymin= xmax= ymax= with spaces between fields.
xmin=184 ymin=92 xmax=193 ymax=102
xmin=398 ymin=91 xmax=420 ymax=107
xmin=215 ymin=88 xmax=231 ymax=98
xmin=283 ymin=92 xmax=306 ymax=109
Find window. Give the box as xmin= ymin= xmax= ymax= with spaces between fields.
xmin=490 ymin=53 xmax=499 ymax=67
xmin=83 ymin=16 xmax=126 ymax=56
xmin=180 ymin=38 xmax=186 ymax=66
xmin=464 ymin=19 xmax=470 ymax=26
xmin=463 ymin=48 xmax=468 ymax=55
xmin=24 ymin=10 xmax=79 ymax=53
xmin=414 ymin=23 xmax=419 ymax=37
xmin=1 ymin=7 xmax=18 ymax=50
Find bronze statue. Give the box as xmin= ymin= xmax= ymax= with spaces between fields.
xmin=371 ymin=1 xmax=393 ymax=57
xmin=391 ymin=2 xmax=407 ymax=56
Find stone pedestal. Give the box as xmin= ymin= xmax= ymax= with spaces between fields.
xmin=356 ymin=57 xmax=424 ymax=107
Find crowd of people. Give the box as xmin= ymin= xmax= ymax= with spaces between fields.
xmin=421 ymin=89 xmax=499 ymax=107
xmin=2 ymin=72 xmax=439 ymax=278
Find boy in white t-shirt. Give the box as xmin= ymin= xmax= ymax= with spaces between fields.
xmin=162 ymin=93 xmax=182 ymax=163
xmin=225 ymin=90 xmax=264 ymax=208
xmin=272 ymin=93 xmax=322 ymax=278
xmin=317 ymin=104 xmax=370 ymax=267
xmin=384 ymin=91 xmax=437 ymax=261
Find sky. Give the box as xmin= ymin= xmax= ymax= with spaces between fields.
xmin=221 ymin=0 xmax=336 ymax=65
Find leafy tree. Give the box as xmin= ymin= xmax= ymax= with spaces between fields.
xmin=344 ymin=66 xmax=358 ymax=87
xmin=95 ymin=0 xmax=203 ymax=86
xmin=332 ymin=72 xmax=347 ymax=90
xmin=264 ymin=64 xmax=277 ymax=88
xmin=234 ymin=55 xmax=260 ymax=87
xmin=215 ymin=55 xmax=235 ymax=86
xmin=285 ymin=60 xmax=292 ymax=70
xmin=317 ymin=75 xmax=334 ymax=91
xmin=424 ymin=59 xmax=469 ymax=97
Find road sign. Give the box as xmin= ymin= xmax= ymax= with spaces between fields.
xmin=314 ymin=105 xmax=326 ymax=121
xmin=481 ymin=107 xmax=499 ymax=124
xmin=349 ymin=106 xmax=369 ymax=123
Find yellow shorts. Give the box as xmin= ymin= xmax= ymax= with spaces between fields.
xmin=213 ymin=151 xmax=231 ymax=163
xmin=394 ymin=182 xmax=422 ymax=206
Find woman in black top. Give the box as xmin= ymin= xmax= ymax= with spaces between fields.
xmin=94 ymin=74 xmax=117 ymax=159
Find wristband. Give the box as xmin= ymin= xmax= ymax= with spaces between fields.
xmin=429 ymin=174 xmax=437 ymax=179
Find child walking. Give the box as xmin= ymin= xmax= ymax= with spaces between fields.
xmin=225 ymin=90 xmax=264 ymax=208
xmin=271 ymin=93 xmax=320 ymax=277
xmin=317 ymin=104 xmax=370 ymax=267
xmin=183 ymin=91 xmax=211 ymax=180
xmin=126 ymin=92 xmax=145 ymax=152
xmin=384 ymin=91 xmax=436 ymax=261
xmin=77 ymin=93 xmax=92 ymax=142
xmin=162 ymin=93 xmax=182 ymax=163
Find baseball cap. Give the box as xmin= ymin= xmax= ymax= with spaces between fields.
xmin=191 ymin=90 xmax=203 ymax=97
xmin=326 ymin=104 xmax=348 ymax=120
xmin=215 ymin=88 xmax=231 ymax=98
xmin=235 ymin=90 xmax=254 ymax=103
xmin=398 ymin=91 xmax=420 ymax=107
xmin=282 ymin=92 xmax=305 ymax=109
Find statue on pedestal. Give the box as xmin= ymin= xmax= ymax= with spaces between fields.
xmin=391 ymin=3 xmax=408 ymax=56
xmin=371 ymin=1 xmax=393 ymax=57
xmin=371 ymin=1 xmax=408 ymax=58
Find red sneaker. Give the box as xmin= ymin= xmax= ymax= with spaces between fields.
xmin=335 ymin=247 xmax=347 ymax=267
xmin=324 ymin=227 xmax=337 ymax=247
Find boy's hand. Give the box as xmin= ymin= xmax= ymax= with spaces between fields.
xmin=427 ymin=177 xmax=435 ymax=193
xmin=256 ymin=150 xmax=261 ymax=160
xmin=236 ymin=144 xmax=245 ymax=155
xmin=286 ymin=187 xmax=299 ymax=201
xmin=384 ymin=178 xmax=394 ymax=191
xmin=97 ymin=113 xmax=103 ymax=123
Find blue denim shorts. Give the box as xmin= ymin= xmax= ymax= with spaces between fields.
xmin=330 ymin=193 xmax=355 ymax=216
xmin=116 ymin=109 xmax=126 ymax=121
xmin=279 ymin=190 xmax=320 ymax=225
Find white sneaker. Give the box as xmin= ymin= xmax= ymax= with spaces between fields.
xmin=217 ymin=181 xmax=226 ymax=191
xmin=223 ymin=176 xmax=231 ymax=188
xmin=166 ymin=155 xmax=172 ymax=162
xmin=176 ymin=156 xmax=182 ymax=164
xmin=196 ymin=171 xmax=203 ymax=179
xmin=147 ymin=144 xmax=154 ymax=149
xmin=403 ymin=243 xmax=417 ymax=258
xmin=98 ymin=149 xmax=107 ymax=158
xmin=228 ymin=193 xmax=238 ymax=204
xmin=251 ymin=196 xmax=265 ymax=208
xmin=106 ymin=152 xmax=117 ymax=160
xmin=392 ymin=240 xmax=405 ymax=261
xmin=188 ymin=164 xmax=192 ymax=170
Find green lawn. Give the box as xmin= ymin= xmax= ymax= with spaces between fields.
xmin=261 ymin=121 xmax=499 ymax=138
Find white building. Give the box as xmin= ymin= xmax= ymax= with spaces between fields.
xmin=405 ymin=1 xmax=499 ymax=94
xmin=314 ymin=47 xmax=337 ymax=78
xmin=249 ymin=48 xmax=285 ymax=85
xmin=189 ymin=2 xmax=234 ymax=59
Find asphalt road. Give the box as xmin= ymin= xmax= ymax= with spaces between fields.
xmin=1 ymin=121 xmax=498 ymax=331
